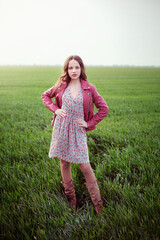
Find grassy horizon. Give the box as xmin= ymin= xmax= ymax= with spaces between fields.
xmin=0 ymin=66 xmax=160 ymax=240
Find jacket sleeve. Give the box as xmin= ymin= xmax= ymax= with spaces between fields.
xmin=41 ymin=86 xmax=60 ymax=113
xmin=87 ymin=86 xmax=109 ymax=128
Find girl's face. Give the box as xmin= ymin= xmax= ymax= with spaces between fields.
xmin=68 ymin=59 xmax=81 ymax=80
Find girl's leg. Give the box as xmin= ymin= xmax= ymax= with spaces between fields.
xmin=79 ymin=162 xmax=103 ymax=216
xmin=60 ymin=159 xmax=76 ymax=210
xmin=60 ymin=159 xmax=72 ymax=183
xmin=79 ymin=162 xmax=96 ymax=183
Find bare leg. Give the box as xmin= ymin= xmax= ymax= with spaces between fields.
xmin=79 ymin=162 xmax=96 ymax=183
xmin=60 ymin=159 xmax=72 ymax=183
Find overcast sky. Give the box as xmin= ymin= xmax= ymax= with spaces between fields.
xmin=0 ymin=0 xmax=160 ymax=66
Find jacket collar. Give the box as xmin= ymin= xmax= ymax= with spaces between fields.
xmin=58 ymin=81 xmax=67 ymax=90
xmin=61 ymin=81 xmax=67 ymax=85
xmin=80 ymin=79 xmax=91 ymax=90
xmin=59 ymin=79 xmax=90 ymax=90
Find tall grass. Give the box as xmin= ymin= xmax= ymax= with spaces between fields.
xmin=0 ymin=66 xmax=160 ymax=239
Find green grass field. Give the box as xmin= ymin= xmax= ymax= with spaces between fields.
xmin=0 ymin=66 xmax=160 ymax=240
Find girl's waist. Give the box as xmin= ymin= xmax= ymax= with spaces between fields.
xmin=65 ymin=114 xmax=84 ymax=120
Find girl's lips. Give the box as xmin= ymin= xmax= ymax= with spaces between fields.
xmin=72 ymin=74 xmax=77 ymax=77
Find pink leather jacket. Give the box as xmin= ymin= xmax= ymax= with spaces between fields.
xmin=41 ymin=79 xmax=109 ymax=131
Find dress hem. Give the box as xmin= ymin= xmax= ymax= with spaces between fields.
xmin=49 ymin=154 xmax=89 ymax=164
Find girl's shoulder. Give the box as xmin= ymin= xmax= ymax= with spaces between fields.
xmin=81 ymin=79 xmax=96 ymax=91
xmin=54 ymin=81 xmax=67 ymax=93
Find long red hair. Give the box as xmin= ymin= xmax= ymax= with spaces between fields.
xmin=53 ymin=55 xmax=87 ymax=93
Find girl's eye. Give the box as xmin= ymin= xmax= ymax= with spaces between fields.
xmin=68 ymin=66 xmax=80 ymax=70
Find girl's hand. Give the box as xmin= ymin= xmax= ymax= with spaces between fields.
xmin=55 ymin=109 xmax=66 ymax=118
xmin=77 ymin=118 xmax=87 ymax=128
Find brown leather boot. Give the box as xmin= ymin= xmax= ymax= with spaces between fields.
xmin=84 ymin=179 xmax=103 ymax=216
xmin=61 ymin=179 xmax=77 ymax=210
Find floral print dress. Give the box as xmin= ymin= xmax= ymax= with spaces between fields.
xmin=49 ymin=85 xmax=89 ymax=164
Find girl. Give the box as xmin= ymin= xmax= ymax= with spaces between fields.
xmin=41 ymin=55 xmax=109 ymax=215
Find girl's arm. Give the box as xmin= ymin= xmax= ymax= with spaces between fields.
xmin=41 ymin=86 xmax=60 ymax=113
xmin=87 ymin=86 xmax=109 ymax=128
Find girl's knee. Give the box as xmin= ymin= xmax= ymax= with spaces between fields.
xmin=60 ymin=159 xmax=70 ymax=169
xmin=79 ymin=163 xmax=92 ymax=174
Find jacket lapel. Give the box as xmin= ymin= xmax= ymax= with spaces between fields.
xmin=55 ymin=81 xmax=68 ymax=107
xmin=81 ymin=79 xmax=92 ymax=121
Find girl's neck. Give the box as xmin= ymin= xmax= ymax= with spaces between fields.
xmin=69 ymin=78 xmax=81 ymax=86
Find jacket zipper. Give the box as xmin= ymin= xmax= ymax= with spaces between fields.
xmin=87 ymin=92 xmax=92 ymax=121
